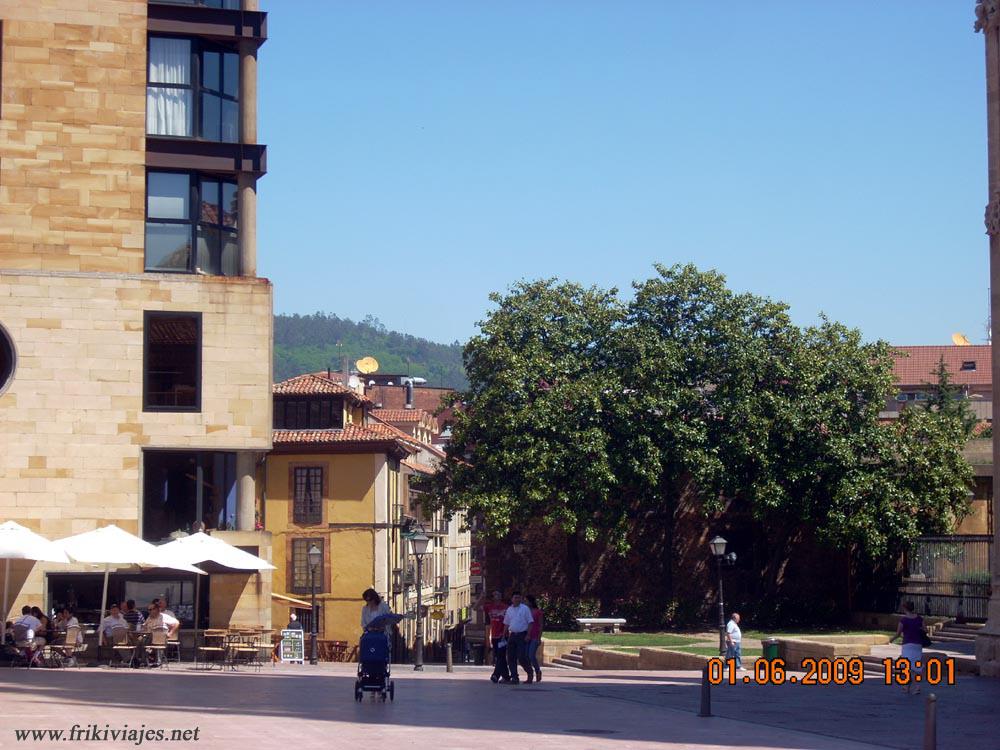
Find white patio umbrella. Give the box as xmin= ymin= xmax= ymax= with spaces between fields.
xmin=0 ymin=521 xmax=71 ymax=621
xmin=159 ymin=532 xmax=274 ymax=634
xmin=53 ymin=525 xmax=205 ymax=620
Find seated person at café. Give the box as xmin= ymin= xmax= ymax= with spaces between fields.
xmin=15 ymin=605 xmax=43 ymax=645
xmin=54 ymin=607 xmax=82 ymax=644
xmin=153 ymin=598 xmax=180 ymax=639
xmin=122 ymin=600 xmax=145 ymax=630
xmin=31 ymin=606 xmax=50 ymax=645
xmin=142 ymin=603 xmax=167 ymax=666
xmin=98 ymin=603 xmax=128 ymax=650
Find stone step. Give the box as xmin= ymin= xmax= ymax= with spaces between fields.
xmin=859 ymin=655 xmax=887 ymax=675
xmin=561 ymin=652 xmax=583 ymax=664
xmin=931 ymin=630 xmax=976 ymax=643
xmin=551 ymin=657 xmax=583 ymax=669
xmin=941 ymin=623 xmax=984 ymax=634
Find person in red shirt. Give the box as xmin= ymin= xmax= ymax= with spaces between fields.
xmin=482 ymin=590 xmax=511 ymax=683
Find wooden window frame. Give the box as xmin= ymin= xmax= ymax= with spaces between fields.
xmin=291 ymin=465 xmax=324 ymax=526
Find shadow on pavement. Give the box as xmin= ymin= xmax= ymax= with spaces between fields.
xmin=0 ymin=665 xmax=993 ymax=750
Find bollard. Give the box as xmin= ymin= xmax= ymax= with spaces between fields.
xmin=446 ymin=643 xmax=453 ymax=672
xmin=923 ymin=693 xmax=937 ymax=750
xmin=698 ymin=662 xmax=712 ymax=717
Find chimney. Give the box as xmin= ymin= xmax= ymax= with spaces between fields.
xmin=405 ymin=379 xmax=414 ymax=409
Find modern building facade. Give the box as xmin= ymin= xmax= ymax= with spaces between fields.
xmin=0 ymin=0 xmax=272 ymax=630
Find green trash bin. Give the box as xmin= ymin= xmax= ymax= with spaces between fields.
xmin=761 ymin=638 xmax=780 ymax=661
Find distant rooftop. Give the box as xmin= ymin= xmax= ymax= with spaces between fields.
xmin=892 ymin=345 xmax=991 ymax=387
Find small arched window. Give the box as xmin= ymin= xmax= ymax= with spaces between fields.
xmin=0 ymin=324 xmax=15 ymax=395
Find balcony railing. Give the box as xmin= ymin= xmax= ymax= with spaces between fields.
xmin=435 ymin=575 xmax=449 ymax=593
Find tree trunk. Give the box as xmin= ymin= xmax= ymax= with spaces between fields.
xmin=566 ymin=530 xmax=582 ymax=599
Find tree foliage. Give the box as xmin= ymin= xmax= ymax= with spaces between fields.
xmin=425 ymin=265 xmax=972 ymax=562
xmin=920 ymin=357 xmax=979 ymax=437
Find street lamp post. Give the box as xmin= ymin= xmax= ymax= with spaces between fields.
xmin=709 ymin=536 xmax=727 ymax=656
xmin=308 ymin=543 xmax=321 ymax=666
xmin=409 ymin=531 xmax=431 ymax=671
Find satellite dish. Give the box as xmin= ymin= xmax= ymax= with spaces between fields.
xmin=356 ymin=356 xmax=379 ymax=374
xmin=952 ymin=332 xmax=972 ymax=346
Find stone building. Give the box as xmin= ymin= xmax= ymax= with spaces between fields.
xmin=0 ymin=0 xmax=273 ymax=631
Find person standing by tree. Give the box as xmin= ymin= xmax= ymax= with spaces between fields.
xmin=481 ymin=590 xmax=510 ymax=683
xmin=503 ymin=591 xmax=534 ymax=684
xmin=725 ymin=612 xmax=742 ymax=670
xmin=525 ymin=594 xmax=544 ymax=683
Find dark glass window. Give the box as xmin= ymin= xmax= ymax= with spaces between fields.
xmin=0 ymin=323 xmax=15 ymax=394
xmin=291 ymin=539 xmax=324 ymax=594
xmin=147 ymin=36 xmax=239 ymax=142
xmin=274 ymin=398 xmax=344 ymax=429
xmin=144 ymin=312 xmax=201 ymax=411
xmin=961 ymin=361 xmax=977 ymax=371
xmin=293 ymin=467 xmax=323 ymax=525
xmin=142 ymin=450 xmax=237 ymax=542
xmin=146 ymin=171 xmax=239 ymax=275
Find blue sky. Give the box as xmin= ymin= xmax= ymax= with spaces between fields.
xmin=258 ymin=2 xmax=989 ymax=347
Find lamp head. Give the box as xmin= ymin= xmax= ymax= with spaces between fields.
xmin=307 ymin=544 xmax=322 ymax=569
xmin=409 ymin=532 xmax=431 ymax=556
xmin=709 ymin=535 xmax=727 ymax=557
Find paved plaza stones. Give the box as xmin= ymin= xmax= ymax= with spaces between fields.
xmin=1 ymin=663 xmax=996 ymax=750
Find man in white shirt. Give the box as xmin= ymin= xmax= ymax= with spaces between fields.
xmin=98 ymin=603 xmax=128 ymax=663
xmin=502 ymin=592 xmax=535 ymax=684
xmin=15 ymin=605 xmax=42 ymax=635
xmin=725 ymin=612 xmax=743 ymax=669
xmin=154 ymin=597 xmax=180 ymax=639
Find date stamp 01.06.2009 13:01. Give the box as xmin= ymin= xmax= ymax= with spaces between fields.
xmin=706 ymin=656 xmax=958 ymax=687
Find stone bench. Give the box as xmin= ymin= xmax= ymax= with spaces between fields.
xmin=576 ymin=617 xmax=627 ymax=633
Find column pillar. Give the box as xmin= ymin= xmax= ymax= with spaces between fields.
xmin=975 ymin=0 xmax=1000 ymax=677
xmin=238 ymin=25 xmax=258 ymax=277
xmin=236 ymin=452 xmax=257 ymax=532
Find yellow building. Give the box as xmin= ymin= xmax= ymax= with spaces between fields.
xmin=0 ymin=0 xmax=273 ymax=633
xmin=265 ymin=373 xmax=413 ymax=646
xmin=265 ymin=372 xmax=474 ymax=658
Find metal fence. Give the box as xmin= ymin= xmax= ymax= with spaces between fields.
xmin=901 ymin=536 xmax=992 ymax=620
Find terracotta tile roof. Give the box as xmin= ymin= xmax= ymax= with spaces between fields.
xmin=272 ymin=424 xmax=415 ymax=451
xmin=366 ymin=418 xmax=447 ymax=459
xmin=366 ymin=385 xmax=457 ymax=427
xmin=402 ymin=458 xmax=437 ymax=475
xmin=273 ymin=373 xmax=371 ymax=403
xmin=892 ymin=345 xmax=992 ymax=387
xmin=371 ymin=408 xmax=436 ymax=425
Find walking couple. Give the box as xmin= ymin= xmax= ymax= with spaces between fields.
xmin=483 ymin=590 xmax=543 ymax=684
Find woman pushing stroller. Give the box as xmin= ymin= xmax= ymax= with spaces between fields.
xmin=355 ymin=589 xmax=402 ymax=702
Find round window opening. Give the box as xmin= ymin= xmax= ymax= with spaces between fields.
xmin=0 ymin=325 xmax=15 ymax=395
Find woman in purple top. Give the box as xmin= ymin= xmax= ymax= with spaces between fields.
xmin=890 ymin=601 xmax=924 ymax=694
xmin=524 ymin=595 xmax=544 ymax=683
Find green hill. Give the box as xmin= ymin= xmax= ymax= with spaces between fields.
xmin=273 ymin=312 xmax=467 ymax=389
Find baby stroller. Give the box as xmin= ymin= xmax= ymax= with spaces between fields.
xmin=354 ymin=613 xmax=403 ymax=702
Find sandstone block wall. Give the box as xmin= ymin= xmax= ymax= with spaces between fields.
xmin=0 ymin=270 xmax=273 ymax=543
xmin=0 ymin=0 xmax=148 ymax=273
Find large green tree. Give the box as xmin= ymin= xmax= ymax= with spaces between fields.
xmin=425 ymin=264 xmax=972 ymax=594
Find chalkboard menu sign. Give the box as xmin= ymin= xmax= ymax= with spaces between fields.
xmin=280 ymin=629 xmax=305 ymax=663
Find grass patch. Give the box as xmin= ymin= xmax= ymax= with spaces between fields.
xmin=545 ymin=631 xmax=698 ymax=647
xmin=673 ymin=646 xmax=763 ymax=657
xmin=742 ymin=629 xmax=893 ymax=639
